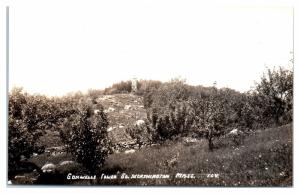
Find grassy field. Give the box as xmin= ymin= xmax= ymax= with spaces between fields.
xmin=97 ymin=124 xmax=292 ymax=186
xmin=27 ymin=123 xmax=292 ymax=186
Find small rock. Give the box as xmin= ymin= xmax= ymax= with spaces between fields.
xmin=279 ymin=171 xmax=286 ymax=176
xmin=135 ymin=120 xmax=145 ymax=126
xmin=104 ymin=107 xmax=115 ymax=113
xmin=229 ymin=128 xmax=238 ymax=135
xmin=107 ymin=127 xmax=114 ymax=132
xmin=51 ymin=151 xmax=64 ymax=156
xmin=41 ymin=163 xmax=56 ymax=173
xmin=15 ymin=175 xmax=26 ymax=179
xmin=124 ymin=149 xmax=136 ymax=154
xmin=183 ymin=137 xmax=197 ymax=145
xmin=124 ymin=105 xmax=132 ymax=110
xmin=59 ymin=161 xmax=74 ymax=166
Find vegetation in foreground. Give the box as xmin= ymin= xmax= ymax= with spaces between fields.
xmin=101 ymin=124 xmax=292 ymax=186
xmin=8 ymin=66 xmax=293 ymax=186
xmin=26 ymin=124 xmax=292 ymax=186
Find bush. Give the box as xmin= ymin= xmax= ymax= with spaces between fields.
xmin=60 ymin=101 xmax=110 ymax=173
xmin=104 ymin=80 xmax=132 ymax=94
xmin=125 ymin=121 xmax=152 ymax=147
xmin=146 ymin=101 xmax=194 ymax=142
xmin=144 ymin=78 xmax=191 ymax=110
xmin=8 ymin=88 xmax=45 ymax=177
xmin=254 ymin=66 xmax=293 ymax=125
xmin=135 ymin=80 xmax=162 ymax=96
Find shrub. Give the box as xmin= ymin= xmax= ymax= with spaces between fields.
xmin=87 ymin=89 xmax=104 ymax=99
xmin=254 ymin=66 xmax=293 ymax=125
xmin=8 ymin=88 xmax=45 ymax=177
xmin=60 ymin=102 xmax=110 ymax=173
xmin=104 ymin=80 xmax=132 ymax=94
xmin=146 ymin=101 xmax=194 ymax=142
xmin=135 ymin=79 xmax=162 ymax=96
xmin=126 ymin=121 xmax=153 ymax=147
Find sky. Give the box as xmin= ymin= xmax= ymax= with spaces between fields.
xmin=8 ymin=0 xmax=294 ymax=96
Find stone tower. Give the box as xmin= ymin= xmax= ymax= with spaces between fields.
xmin=131 ymin=78 xmax=138 ymax=93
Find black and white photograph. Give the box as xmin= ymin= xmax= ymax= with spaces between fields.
xmin=2 ymin=0 xmax=296 ymax=189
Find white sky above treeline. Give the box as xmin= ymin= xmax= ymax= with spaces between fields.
xmin=9 ymin=0 xmax=293 ymax=96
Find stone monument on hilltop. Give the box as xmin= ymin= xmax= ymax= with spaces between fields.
xmin=131 ymin=78 xmax=138 ymax=93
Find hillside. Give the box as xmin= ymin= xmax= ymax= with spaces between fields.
xmin=12 ymin=94 xmax=292 ymax=186
xmin=101 ymin=124 xmax=293 ymax=186
xmin=96 ymin=94 xmax=147 ymax=143
xmin=38 ymin=93 xmax=146 ymax=148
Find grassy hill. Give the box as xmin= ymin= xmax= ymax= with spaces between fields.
xmin=100 ymin=124 xmax=292 ymax=186
xmin=21 ymin=94 xmax=292 ymax=186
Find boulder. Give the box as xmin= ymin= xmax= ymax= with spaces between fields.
xmin=59 ymin=161 xmax=74 ymax=166
xmin=107 ymin=127 xmax=114 ymax=132
xmin=104 ymin=107 xmax=115 ymax=113
xmin=135 ymin=119 xmax=145 ymax=126
xmin=229 ymin=128 xmax=238 ymax=135
xmin=183 ymin=137 xmax=198 ymax=145
xmin=124 ymin=149 xmax=136 ymax=154
xmin=124 ymin=105 xmax=132 ymax=110
xmin=94 ymin=109 xmax=100 ymax=114
xmin=41 ymin=163 xmax=56 ymax=173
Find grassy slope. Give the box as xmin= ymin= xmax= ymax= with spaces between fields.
xmin=31 ymin=94 xmax=292 ymax=186
xmin=101 ymin=124 xmax=292 ymax=186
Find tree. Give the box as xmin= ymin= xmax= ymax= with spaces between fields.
xmin=8 ymin=88 xmax=45 ymax=177
xmin=190 ymin=86 xmax=227 ymax=150
xmin=255 ymin=66 xmax=293 ymax=124
xmin=60 ymin=102 xmax=110 ymax=173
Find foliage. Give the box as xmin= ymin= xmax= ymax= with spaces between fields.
xmin=149 ymin=78 xmax=191 ymax=110
xmin=102 ymin=124 xmax=292 ymax=186
xmin=60 ymin=101 xmax=110 ymax=173
xmin=8 ymin=88 xmax=46 ymax=176
xmin=104 ymin=80 xmax=132 ymax=94
xmin=8 ymin=87 xmax=110 ymax=176
xmin=189 ymin=86 xmax=228 ymax=150
xmin=135 ymin=80 xmax=162 ymax=96
xmin=146 ymin=101 xmax=194 ymax=142
xmin=125 ymin=121 xmax=152 ymax=147
xmin=254 ymin=66 xmax=293 ymax=124
xmin=87 ymin=89 xmax=104 ymax=99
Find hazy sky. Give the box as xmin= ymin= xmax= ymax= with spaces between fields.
xmin=9 ymin=0 xmax=293 ymax=96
